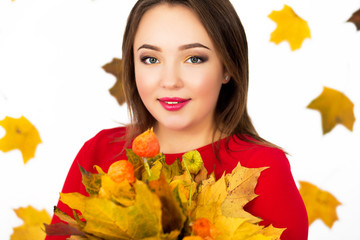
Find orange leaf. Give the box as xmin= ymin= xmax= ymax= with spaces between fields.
xmin=0 ymin=116 xmax=42 ymax=163
xmin=268 ymin=5 xmax=311 ymax=51
xmin=307 ymin=87 xmax=355 ymax=134
xmin=347 ymin=8 xmax=360 ymax=31
xmin=102 ymin=58 xmax=125 ymax=105
xmin=299 ymin=181 xmax=341 ymax=228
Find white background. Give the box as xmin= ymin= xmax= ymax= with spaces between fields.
xmin=0 ymin=0 xmax=359 ymax=239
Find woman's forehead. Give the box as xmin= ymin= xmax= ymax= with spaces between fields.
xmin=133 ymin=4 xmax=214 ymax=51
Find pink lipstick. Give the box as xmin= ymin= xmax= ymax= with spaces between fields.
xmin=158 ymin=97 xmax=190 ymax=111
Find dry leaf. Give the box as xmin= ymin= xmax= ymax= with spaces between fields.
xmin=221 ymin=164 xmax=267 ymax=223
xmin=299 ymin=181 xmax=341 ymax=228
xmin=232 ymin=221 xmax=284 ymax=240
xmin=192 ymin=163 xmax=283 ymax=240
xmin=59 ymin=181 xmax=163 ymax=239
xmin=102 ymin=58 xmax=125 ymax=105
xmin=347 ymin=8 xmax=360 ymax=30
xmin=11 ymin=206 xmax=51 ymax=240
xmin=47 ymin=142 xmax=284 ymax=239
xmin=0 ymin=116 xmax=42 ymax=163
xmin=268 ymin=5 xmax=311 ymax=50
xmin=307 ymin=86 xmax=355 ymax=134
xmin=148 ymin=175 xmax=186 ymax=233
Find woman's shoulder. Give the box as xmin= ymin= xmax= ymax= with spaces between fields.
xmin=82 ymin=126 xmax=127 ymax=148
xmin=226 ymin=135 xmax=289 ymax=169
xmin=76 ymin=126 xmax=129 ymax=171
xmin=90 ymin=126 xmax=127 ymax=141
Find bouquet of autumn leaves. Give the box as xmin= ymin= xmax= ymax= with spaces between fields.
xmin=45 ymin=129 xmax=285 ymax=240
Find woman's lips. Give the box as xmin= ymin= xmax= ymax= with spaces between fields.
xmin=158 ymin=97 xmax=191 ymax=111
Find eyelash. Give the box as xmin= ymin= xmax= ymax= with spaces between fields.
xmin=185 ymin=56 xmax=207 ymax=64
xmin=140 ymin=55 xmax=208 ymax=65
xmin=141 ymin=56 xmax=159 ymax=64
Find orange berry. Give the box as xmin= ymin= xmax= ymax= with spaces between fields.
xmin=132 ymin=128 xmax=160 ymax=158
xmin=107 ymin=160 xmax=136 ymax=183
xmin=192 ymin=218 xmax=214 ymax=239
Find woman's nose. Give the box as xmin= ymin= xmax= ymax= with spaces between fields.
xmin=160 ymin=62 xmax=184 ymax=89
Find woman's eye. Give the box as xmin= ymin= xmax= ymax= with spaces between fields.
xmin=185 ymin=56 xmax=203 ymax=64
xmin=142 ymin=57 xmax=159 ymax=64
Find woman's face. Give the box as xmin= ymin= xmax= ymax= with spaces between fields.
xmin=133 ymin=4 xmax=228 ymax=134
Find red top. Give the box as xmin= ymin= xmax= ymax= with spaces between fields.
xmin=46 ymin=127 xmax=308 ymax=239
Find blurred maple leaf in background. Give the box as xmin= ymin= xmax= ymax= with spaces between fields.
xmin=299 ymin=181 xmax=341 ymax=228
xmin=11 ymin=206 xmax=51 ymax=240
xmin=268 ymin=4 xmax=311 ymax=51
xmin=347 ymin=8 xmax=360 ymax=30
xmin=0 ymin=116 xmax=42 ymax=163
xmin=102 ymin=58 xmax=125 ymax=106
xmin=307 ymin=86 xmax=355 ymax=134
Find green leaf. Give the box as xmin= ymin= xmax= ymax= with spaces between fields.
xmin=79 ymin=165 xmax=103 ymax=196
xmin=161 ymin=157 xmax=183 ymax=182
xmin=126 ymin=149 xmax=144 ymax=179
xmin=53 ymin=206 xmax=78 ymax=226
xmin=142 ymin=159 xmax=163 ymax=181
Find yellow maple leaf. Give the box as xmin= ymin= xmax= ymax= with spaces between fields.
xmin=60 ymin=181 xmax=163 ymax=239
xmin=222 ymin=164 xmax=267 ymax=223
xmin=268 ymin=5 xmax=311 ymax=51
xmin=307 ymin=86 xmax=355 ymax=134
xmin=192 ymin=163 xmax=283 ymax=239
xmin=0 ymin=116 xmax=42 ymax=163
xmin=11 ymin=206 xmax=51 ymax=240
xmin=299 ymin=181 xmax=341 ymax=228
xmin=102 ymin=58 xmax=125 ymax=106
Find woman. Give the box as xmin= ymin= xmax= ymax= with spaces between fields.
xmin=47 ymin=0 xmax=308 ymax=239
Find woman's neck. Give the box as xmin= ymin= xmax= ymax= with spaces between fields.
xmin=154 ymin=123 xmax=224 ymax=154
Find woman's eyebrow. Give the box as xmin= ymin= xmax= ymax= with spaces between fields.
xmin=179 ymin=43 xmax=210 ymax=50
xmin=137 ymin=44 xmax=162 ymax=51
xmin=137 ymin=43 xmax=210 ymax=51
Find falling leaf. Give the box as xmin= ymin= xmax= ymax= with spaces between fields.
xmin=11 ymin=206 xmax=51 ymax=240
xmin=307 ymin=86 xmax=355 ymax=134
xmin=299 ymin=181 xmax=341 ymax=228
xmin=347 ymin=8 xmax=360 ymax=30
xmin=102 ymin=58 xmax=125 ymax=105
xmin=268 ymin=5 xmax=311 ymax=50
xmin=0 ymin=116 xmax=42 ymax=163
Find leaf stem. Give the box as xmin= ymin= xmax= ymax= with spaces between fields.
xmin=182 ymin=158 xmax=194 ymax=208
xmin=142 ymin=157 xmax=152 ymax=177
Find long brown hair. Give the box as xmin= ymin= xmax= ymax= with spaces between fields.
xmin=122 ymin=0 xmax=279 ymax=151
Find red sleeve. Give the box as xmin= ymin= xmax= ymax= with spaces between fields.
xmin=244 ymin=148 xmax=309 ymax=239
xmin=45 ymin=140 xmax=91 ymax=240
xmin=45 ymin=127 xmax=126 ymax=240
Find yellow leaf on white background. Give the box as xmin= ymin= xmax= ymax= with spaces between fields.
xmin=0 ymin=116 xmax=42 ymax=163
xmin=299 ymin=181 xmax=341 ymax=228
xmin=268 ymin=5 xmax=311 ymax=50
xmin=11 ymin=206 xmax=51 ymax=240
